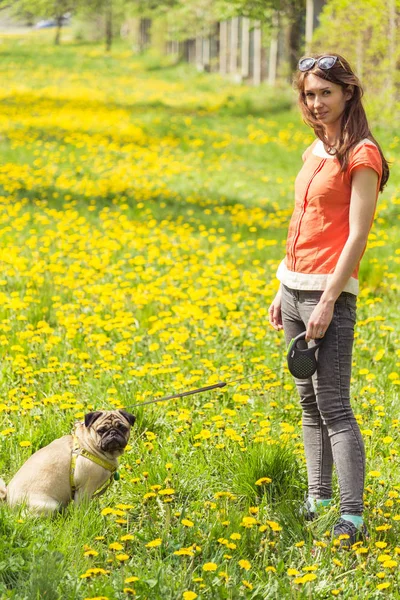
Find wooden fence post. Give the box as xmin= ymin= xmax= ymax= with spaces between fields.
xmin=203 ymin=35 xmax=211 ymax=71
xmin=230 ymin=17 xmax=239 ymax=77
xmin=268 ymin=12 xmax=278 ymax=86
xmin=220 ymin=21 xmax=227 ymax=75
xmin=305 ymin=0 xmax=314 ymax=53
xmin=253 ymin=21 xmax=262 ymax=85
xmin=241 ymin=17 xmax=250 ymax=79
xmin=195 ymin=35 xmax=203 ymax=71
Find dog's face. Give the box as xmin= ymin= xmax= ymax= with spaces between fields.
xmin=84 ymin=410 xmax=135 ymax=454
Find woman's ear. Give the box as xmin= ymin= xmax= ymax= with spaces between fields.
xmin=345 ymin=85 xmax=354 ymax=101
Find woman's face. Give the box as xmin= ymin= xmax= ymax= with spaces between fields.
xmin=303 ymin=73 xmax=351 ymax=128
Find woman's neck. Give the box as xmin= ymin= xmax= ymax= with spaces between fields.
xmin=323 ymin=122 xmax=342 ymax=147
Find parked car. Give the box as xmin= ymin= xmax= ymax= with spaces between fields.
xmin=35 ymin=15 xmax=70 ymax=29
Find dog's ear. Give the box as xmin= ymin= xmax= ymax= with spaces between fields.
xmin=118 ymin=410 xmax=136 ymax=426
xmin=84 ymin=411 xmax=103 ymax=429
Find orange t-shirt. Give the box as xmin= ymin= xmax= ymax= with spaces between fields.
xmin=277 ymin=138 xmax=383 ymax=295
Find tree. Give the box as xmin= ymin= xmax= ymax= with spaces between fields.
xmin=227 ymin=0 xmax=306 ymax=71
xmin=77 ymin=0 xmax=132 ymax=51
xmin=8 ymin=0 xmax=78 ymax=44
xmin=312 ymin=0 xmax=400 ymax=122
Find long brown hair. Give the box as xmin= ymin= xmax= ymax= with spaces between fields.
xmin=294 ymin=53 xmax=389 ymax=191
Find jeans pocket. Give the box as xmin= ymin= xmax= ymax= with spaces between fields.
xmin=345 ymin=295 xmax=357 ymax=322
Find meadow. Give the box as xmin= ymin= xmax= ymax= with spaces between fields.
xmin=0 ymin=32 xmax=399 ymax=600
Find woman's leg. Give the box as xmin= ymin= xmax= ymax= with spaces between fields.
xmin=297 ymin=292 xmax=365 ymax=516
xmin=281 ymin=286 xmax=334 ymax=501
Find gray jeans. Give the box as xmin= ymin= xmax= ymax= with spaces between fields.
xmin=281 ymin=284 xmax=365 ymax=515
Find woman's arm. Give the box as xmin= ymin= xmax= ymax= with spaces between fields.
xmin=268 ymin=283 xmax=283 ymax=331
xmin=305 ymin=166 xmax=379 ymax=341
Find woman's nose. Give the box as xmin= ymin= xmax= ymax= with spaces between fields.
xmin=314 ymin=95 xmax=323 ymax=108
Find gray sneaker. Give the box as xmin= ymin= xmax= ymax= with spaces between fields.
xmin=332 ymin=517 xmax=369 ymax=548
xmin=302 ymin=497 xmax=316 ymax=521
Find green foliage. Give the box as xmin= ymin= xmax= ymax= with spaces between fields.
xmin=313 ymin=0 xmax=400 ymax=124
xmin=0 ymin=34 xmax=399 ymax=600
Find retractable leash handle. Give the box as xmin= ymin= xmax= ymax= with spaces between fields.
xmin=287 ymin=331 xmax=324 ymax=379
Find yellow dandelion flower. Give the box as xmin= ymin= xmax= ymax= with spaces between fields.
xmin=181 ymin=519 xmax=194 ymax=527
xmin=266 ymin=520 xmax=282 ymax=532
xmin=376 ymin=582 xmax=391 ymax=590
xmin=240 ymin=516 xmax=257 ymax=528
xmin=202 ymin=562 xmax=218 ymax=571
xmin=255 ymin=477 xmax=272 ymax=485
xmin=382 ymin=560 xmax=397 ymax=568
xmin=183 ymin=593 xmax=198 ymax=600
xmin=145 ymin=538 xmax=162 ymax=548
xmin=302 ymin=574 xmax=317 ymax=583
xmin=84 ymin=550 xmax=98 ymax=557
xmin=115 ymin=553 xmax=129 ymax=561
xmin=238 ymin=559 xmax=251 ymax=571
xmin=109 ymin=542 xmax=123 ymax=551
xmin=242 ymin=580 xmax=253 ymax=589
xmin=158 ymin=488 xmax=175 ymax=496
xmin=375 ymin=541 xmax=388 ymax=549
xmin=174 ymin=548 xmax=195 ymax=557
xmin=333 ymin=559 xmax=343 ymax=567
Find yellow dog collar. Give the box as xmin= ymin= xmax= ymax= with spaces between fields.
xmin=70 ymin=434 xmax=118 ymax=498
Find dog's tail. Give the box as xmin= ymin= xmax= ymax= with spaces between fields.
xmin=0 ymin=478 xmax=7 ymax=502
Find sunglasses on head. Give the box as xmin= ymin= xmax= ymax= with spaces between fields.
xmin=298 ymin=55 xmax=338 ymax=72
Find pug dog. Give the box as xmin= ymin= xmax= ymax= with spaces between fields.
xmin=0 ymin=409 xmax=135 ymax=515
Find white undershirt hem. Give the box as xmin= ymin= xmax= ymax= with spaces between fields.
xmin=277 ymin=260 xmax=359 ymax=295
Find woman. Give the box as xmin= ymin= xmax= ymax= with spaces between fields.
xmin=269 ymin=54 xmax=389 ymax=546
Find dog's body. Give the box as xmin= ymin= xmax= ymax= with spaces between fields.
xmin=0 ymin=410 xmax=135 ymax=515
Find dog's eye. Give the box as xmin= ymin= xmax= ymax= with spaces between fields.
xmin=117 ymin=423 xmax=128 ymax=432
xmin=97 ymin=427 xmax=107 ymax=435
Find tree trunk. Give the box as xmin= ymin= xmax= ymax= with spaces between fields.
xmin=388 ymin=0 xmax=396 ymax=107
xmin=241 ymin=17 xmax=250 ymax=79
xmin=106 ymin=0 xmax=113 ymax=52
xmin=219 ymin=21 xmax=227 ymax=75
xmin=287 ymin=14 xmax=302 ymax=73
xmin=203 ymin=36 xmax=211 ymax=72
xmin=356 ymin=32 xmax=363 ymax=80
xmin=230 ymin=17 xmax=239 ymax=76
xmin=54 ymin=15 xmax=63 ymax=45
xmin=305 ymin=0 xmax=314 ymax=53
xmin=268 ymin=12 xmax=279 ymax=86
xmin=195 ymin=36 xmax=203 ymax=71
xmin=253 ymin=21 xmax=262 ymax=85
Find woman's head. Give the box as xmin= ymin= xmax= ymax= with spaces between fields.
xmin=294 ymin=53 xmax=389 ymax=190
xmin=295 ymin=54 xmax=362 ymax=133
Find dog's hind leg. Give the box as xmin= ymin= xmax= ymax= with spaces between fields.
xmin=25 ymin=495 xmax=60 ymax=516
xmin=0 ymin=479 xmax=6 ymax=502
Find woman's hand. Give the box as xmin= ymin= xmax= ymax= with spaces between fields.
xmin=305 ymin=299 xmax=334 ymax=341
xmin=268 ymin=289 xmax=283 ymax=331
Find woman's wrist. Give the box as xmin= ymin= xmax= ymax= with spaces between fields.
xmin=320 ymin=291 xmax=338 ymax=306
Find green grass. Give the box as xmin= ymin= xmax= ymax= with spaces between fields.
xmin=0 ymin=32 xmax=399 ymax=600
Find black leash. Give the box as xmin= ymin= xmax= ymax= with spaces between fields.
xmin=124 ymin=370 xmax=272 ymax=410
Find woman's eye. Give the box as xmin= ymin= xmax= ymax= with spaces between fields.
xmin=323 ymin=90 xmax=331 ymax=95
